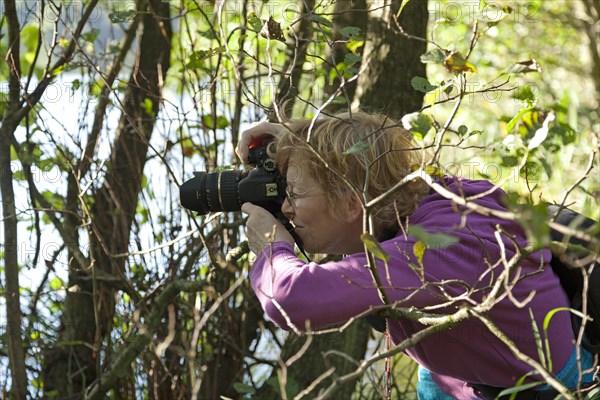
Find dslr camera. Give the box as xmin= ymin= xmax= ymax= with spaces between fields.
xmin=179 ymin=140 xmax=287 ymax=216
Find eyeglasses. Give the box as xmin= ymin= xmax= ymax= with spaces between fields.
xmin=285 ymin=187 xmax=300 ymax=205
xmin=285 ymin=186 xmax=319 ymax=206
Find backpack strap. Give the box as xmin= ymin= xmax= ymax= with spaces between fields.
xmin=547 ymin=204 xmax=600 ymax=353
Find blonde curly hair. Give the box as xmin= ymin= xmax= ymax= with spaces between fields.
xmin=274 ymin=111 xmax=431 ymax=239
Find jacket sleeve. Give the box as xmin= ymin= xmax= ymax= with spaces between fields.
xmin=248 ymin=236 xmax=475 ymax=331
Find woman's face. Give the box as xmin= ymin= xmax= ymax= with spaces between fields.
xmin=281 ymin=155 xmax=363 ymax=254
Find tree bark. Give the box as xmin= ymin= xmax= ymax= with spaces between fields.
xmin=270 ymin=0 xmax=316 ymax=118
xmin=0 ymin=126 xmax=28 ymax=400
xmin=197 ymin=279 xmax=263 ymax=399
xmin=581 ymin=0 xmax=600 ymax=114
xmin=255 ymin=320 xmax=372 ymax=399
xmin=324 ymin=0 xmax=368 ymax=112
xmin=1 ymin=0 xmax=31 ymax=398
xmin=353 ymin=0 xmax=428 ymax=119
xmin=41 ymin=1 xmax=172 ymax=398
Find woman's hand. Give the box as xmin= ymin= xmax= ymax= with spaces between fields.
xmin=236 ymin=121 xmax=285 ymax=164
xmin=241 ymin=202 xmax=294 ymax=254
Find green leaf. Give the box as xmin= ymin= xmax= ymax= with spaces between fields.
xmin=542 ymin=307 xmax=587 ymax=332
xmin=343 ymin=140 xmax=370 ymax=154
xmin=506 ymin=200 xmax=550 ymax=246
xmin=346 ymin=39 xmax=365 ymax=53
xmin=413 ymin=241 xmax=427 ymax=266
xmin=308 ymin=14 xmax=333 ymax=28
xmin=340 ymin=26 xmax=363 ymax=40
xmin=420 ymin=48 xmax=447 ymax=64
xmin=361 ymin=233 xmax=391 ymax=263
xmin=331 ymin=96 xmax=347 ymax=105
xmin=507 ymin=59 xmax=541 ymax=75
xmin=142 ymin=98 xmax=155 ymax=117
xmin=443 ymin=83 xmax=454 ymax=95
xmin=457 ymin=125 xmax=468 ymax=136
xmin=266 ymin=376 xmax=300 ymax=398
xmin=424 ymin=86 xmax=444 ymax=106
xmin=233 ymin=382 xmax=255 ymax=394
xmin=137 ymin=204 xmax=150 ymax=224
xmin=553 ymin=122 xmax=576 ymax=146
xmin=21 ymin=24 xmax=40 ymax=53
xmin=344 ymin=53 xmax=361 ymax=66
xmin=496 ymin=381 xmax=543 ymax=399
xmin=408 ymin=225 xmax=459 ymax=248
xmin=397 ymin=0 xmax=412 ymax=17
xmin=58 ymin=38 xmax=71 ymax=49
xmin=444 ymin=51 xmax=478 ymax=73
xmin=585 ymin=387 xmax=600 ymax=399
xmin=401 ymin=112 xmax=432 ymax=137
xmin=512 ymin=85 xmax=537 ymax=104
xmin=424 ymin=165 xmax=445 ymax=179
xmin=13 ymin=170 xmax=26 ymax=181
xmin=81 ymin=29 xmax=100 ymax=43
xmin=501 ymin=156 xmax=519 ymax=167
xmin=181 ymin=138 xmax=196 ymax=158
xmin=202 ymin=115 xmax=230 ymax=129
xmin=186 ymin=59 xmax=204 ymax=70
xmin=248 ymin=12 xmax=263 ymax=32
xmin=199 ymin=29 xmax=219 ymax=40
xmin=109 ymin=9 xmax=136 ymax=23
xmin=189 ymin=47 xmax=226 ymax=62
xmin=50 ymin=277 xmax=63 ymax=291
xmin=541 ymin=306 xmax=589 ymax=374
xmin=345 ymin=67 xmax=358 ymax=77
xmin=528 ymin=308 xmax=546 ymax=369
xmin=410 ymin=76 xmax=437 ymax=93
xmin=506 ymin=104 xmax=535 ymax=133
xmin=539 ymin=157 xmax=553 ymax=179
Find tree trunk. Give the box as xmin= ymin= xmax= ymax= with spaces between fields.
xmin=41 ymin=1 xmax=172 ymax=397
xmin=353 ymin=0 xmax=428 ymax=119
xmin=270 ymin=0 xmax=316 ymax=118
xmin=255 ymin=319 xmax=372 ymax=399
xmin=198 ymin=280 xmax=263 ymax=399
xmin=0 ymin=130 xmax=28 ymax=400
xmin=581 ymin=0 xmax=600 ymax=114
xmin=324 ymin=0 xmax=368 ymax=112
xmin=2 ymin=0 xmax=32 ymax=398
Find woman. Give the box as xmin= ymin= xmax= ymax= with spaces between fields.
xmin=238 ymin=111 xmax=594 ymax=399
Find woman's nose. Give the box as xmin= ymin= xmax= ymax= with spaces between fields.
xmin=281 ymin=197 xmax=294 ymax=218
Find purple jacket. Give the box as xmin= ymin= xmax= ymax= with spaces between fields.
xmin=250 ymin=177 xmax=573 ymax=398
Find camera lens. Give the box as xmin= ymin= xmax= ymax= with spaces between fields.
xmin=179 ymin=170 xmax=246 ymax=214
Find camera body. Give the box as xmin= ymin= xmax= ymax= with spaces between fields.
xmin=179 ymin=142 xmax=286 ymax=216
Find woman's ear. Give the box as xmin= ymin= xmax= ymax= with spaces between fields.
xmin=345 ymin=194 xmax=363 ymax=223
